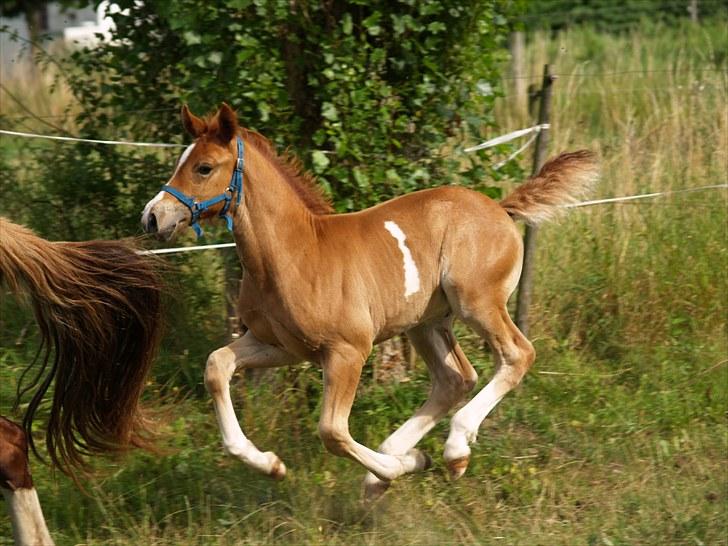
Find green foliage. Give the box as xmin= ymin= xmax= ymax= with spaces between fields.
xmin=54 ymin=0 xmax=514 ymax=214
xmin=0 ymin=1 xmax=520 ymax=392
xmin=521 ymin=0 xmax=728 ymax=32
xmin=1 ymin=335 xmax=725 ymax=545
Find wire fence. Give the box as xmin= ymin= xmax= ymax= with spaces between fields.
xmin=1 ymin=110 xmax=725 ymax=257
xmin=2 ymin=121 xmax=726 ymax=256
xmin=135 ymin=183 xmax=726 ymax=255
xmin=0 ymin=128 xmax=186 ymax=148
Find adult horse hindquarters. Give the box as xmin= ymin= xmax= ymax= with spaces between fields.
xmin=0 ymin=218 xmax=165 ymax=545
xmin=142 ymin=104 xmax=598 ymax=499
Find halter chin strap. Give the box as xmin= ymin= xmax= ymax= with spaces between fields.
xmin=161 ymin=136 xmax=244 ymax=238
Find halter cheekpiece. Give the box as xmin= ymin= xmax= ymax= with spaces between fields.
xmin=161 ymin=136 xmax=244 ymax=238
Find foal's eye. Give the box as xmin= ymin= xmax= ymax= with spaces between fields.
xmin=197 ymin=164 xmax=213 ymax=176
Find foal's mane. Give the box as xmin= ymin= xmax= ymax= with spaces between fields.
xmin=240 ymin=128 xmax=334 ymax=215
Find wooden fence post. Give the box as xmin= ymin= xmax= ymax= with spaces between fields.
xmin=515 ymin=64 xmax=554 ymax=337
xmin=688 ymin=0 xmax=699 ymax=23
xmin=509 ymin=31 xmax=527 ymax=119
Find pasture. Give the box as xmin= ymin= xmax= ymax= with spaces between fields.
xmin=1 ymin=19 xmax=726 ymax=546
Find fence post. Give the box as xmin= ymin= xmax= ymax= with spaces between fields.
xmin=509 ymin=31 xmax=527 ymax=119
xmin=688 ymin=0 xmax=699 ymax=23
xmin=515 ymin=64 xmax=554 ymax=337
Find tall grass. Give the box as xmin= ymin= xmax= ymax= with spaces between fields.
xmin=496 ymin=20 xmax=727 ymax=352
xmin=0 ymin=50 xmax=79 ymax=134
xmin=1 ymin=20 xmax=726 ymax=546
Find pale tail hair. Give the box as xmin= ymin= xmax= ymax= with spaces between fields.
xmin=500 ymin=150 xmax=599 ymax=224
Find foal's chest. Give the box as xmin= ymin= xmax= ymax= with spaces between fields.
xmin=238 ymin=281 xmax=322 ymax=360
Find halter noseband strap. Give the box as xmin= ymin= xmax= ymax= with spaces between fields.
xmin=161 ymin=136 xmax=245 ymax=238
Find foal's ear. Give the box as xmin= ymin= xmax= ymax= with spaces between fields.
xmin=209 ymin=102 xmax=238 ymax=144
xmin=181 ymin=104 xmax=207 ymax=138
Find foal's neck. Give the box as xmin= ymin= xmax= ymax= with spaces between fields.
xmin=232 ymin=139 xmax=319 ymax=278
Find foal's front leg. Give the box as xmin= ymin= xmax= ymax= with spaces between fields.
xmin=318 ymin=346 xmax=430 ymax=482
xmin=205 ymin=331 xmax=299 ymax=478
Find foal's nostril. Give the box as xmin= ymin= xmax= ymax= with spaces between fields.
xmin=146 ymin=213 xmax=158 ymax=234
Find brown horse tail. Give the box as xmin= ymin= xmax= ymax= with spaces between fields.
xmin=499 ymin=150 xmax=599 ymax=224
xmin=0 ymin=217 xmax=164 ymax=479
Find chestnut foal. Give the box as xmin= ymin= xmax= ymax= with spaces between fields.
xmin=142 ymin=104 xmax=597 ymax=498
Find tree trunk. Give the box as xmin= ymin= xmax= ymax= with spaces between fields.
xmin=373 ymin=336 xmax=415 ymax=383
xmin=23 ymin=3 xmax=48 ymax=65
xmin=223 ymin=253 xmax=243 ymax=341
xmin=280 ymin=1 xmax=321 ymax=148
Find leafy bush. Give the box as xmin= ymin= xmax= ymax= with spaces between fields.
xmin=52 ymin=0 xmax=516 ymax=220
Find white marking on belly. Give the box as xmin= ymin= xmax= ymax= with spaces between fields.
xmin=141 ymin=190 xmax=165 ymax=224
xmin=384 ymin=220 xmax=421 ymax=298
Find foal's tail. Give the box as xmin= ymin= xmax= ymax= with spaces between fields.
xmin=500 ymin=150 xmax=599 ymax=224
xmin=0 ymin=217 xmax=164 ymax=479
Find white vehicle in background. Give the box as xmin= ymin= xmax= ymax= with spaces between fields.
xmin=63 ymin=1 xmax=120 ymax=48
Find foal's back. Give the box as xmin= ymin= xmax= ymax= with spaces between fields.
xmin=313 ymin=185 xmax=523 ymax=342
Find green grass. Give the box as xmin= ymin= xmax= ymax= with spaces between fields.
xmin=1 ymin=18 xmax=727 ymax=546
xmin=2 ymin=337 xmax=725 ymax=545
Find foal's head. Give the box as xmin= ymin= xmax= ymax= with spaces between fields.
xmin=141 ymin=104 xmax=241 ymax=240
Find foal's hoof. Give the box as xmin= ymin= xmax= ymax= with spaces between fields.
xmin=265 ymin=452 xmax=287 ymax=480
xmin=446 ymin=455 xmax=470 ymax=480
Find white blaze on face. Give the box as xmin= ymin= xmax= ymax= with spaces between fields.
xmin=141 ymin=143 xmax=196 ymax=224
xmin=384 ymin=220 xmax=420 ymax=298
xmin=172 ymin=142 xmax=196 ymax=179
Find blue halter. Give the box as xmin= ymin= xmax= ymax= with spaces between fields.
xmin=161 ymin=137 xmax=244 ymax=238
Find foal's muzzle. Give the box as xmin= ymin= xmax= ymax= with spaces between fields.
xmin=141 ymin=198 xmax=188 ymax=241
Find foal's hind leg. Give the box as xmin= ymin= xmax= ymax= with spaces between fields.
xmin=444 ymin=302 xmax=535 ymax=479
xmin=362 ymin=319 xmax=477 ymax=499
xmin=205 ymin=331 xmax=299 ymax=478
